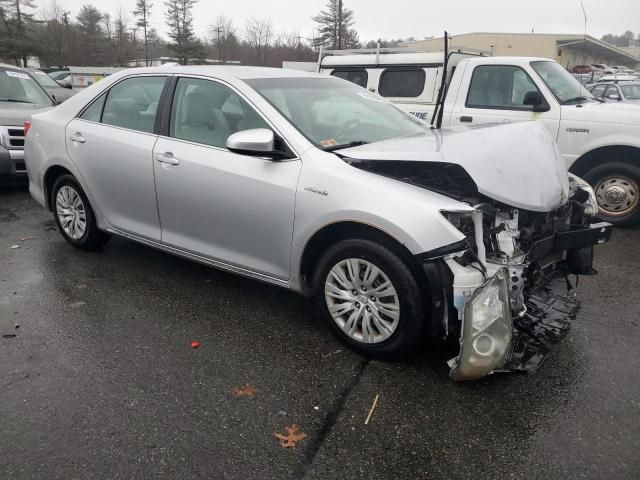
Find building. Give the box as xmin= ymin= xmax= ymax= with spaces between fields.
xmin=404 ymin=33 xmax=640 ymax=69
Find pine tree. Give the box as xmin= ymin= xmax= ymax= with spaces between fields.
xmin=312 ymin=0 xmax=359 ymax=49
xmin=0 ymin=0 xmax=38 ymax=66
xmin=164 ymin=0 xmax=199 ymax=65
xmin=133 ymin=0 xmax=153 ymax=66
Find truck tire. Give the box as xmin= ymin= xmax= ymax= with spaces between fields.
xmin=312 ymin=238 xmax=428 ymax=359
xmin=583 ymin=162 xmax=640 ymax=227
xmin=51 ymin=174 xmax=111 ymax=251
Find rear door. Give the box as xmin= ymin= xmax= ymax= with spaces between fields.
xmin=152 ymin=76 xmax=301 ymax=280
xmin=448 ymin=64 xmax=561 ymax=139
xmin=66 ymin=75 xmax=168 ymax=240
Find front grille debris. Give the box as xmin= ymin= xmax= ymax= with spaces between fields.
xmin=502 ymin=276 xmax=579 ymax=373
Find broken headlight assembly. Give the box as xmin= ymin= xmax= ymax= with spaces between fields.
xmin=449 ymin=268 xmax=513 ymax=381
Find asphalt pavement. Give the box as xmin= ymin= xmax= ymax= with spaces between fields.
xmin=1 ymin=187 xmax=639 ymax=480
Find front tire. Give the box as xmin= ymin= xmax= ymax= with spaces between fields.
xmin=312 ymin=239 xmax=428 ymax=359
xmin=583 ymin=162 xmax=640 ymax=227
xmin=51 ymin=174 xmax=110 ymax=251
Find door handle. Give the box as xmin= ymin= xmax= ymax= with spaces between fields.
xmin=69 ymin=133 xmax=86 ymax=143
xmin=154 ymin=152 xmax=180 ymax=166
xmin=460 ymin=116 xmax=473 ymax=123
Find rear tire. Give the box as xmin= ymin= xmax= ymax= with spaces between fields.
xmin=312 ymin=238 xmax=428 ymax=359
xmin=51 ymin=174 xmax=110 ymax=251
xmin=583 ymin=162 xmax=640 ymax=227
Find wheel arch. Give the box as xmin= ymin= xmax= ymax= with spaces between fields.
xmin=569 ymin=145 xmax=640 ymax=177
xmin=298 ymin=220 xmax=427 ymax=296
xmin=43 ymin=164 xmax=74 ymax=211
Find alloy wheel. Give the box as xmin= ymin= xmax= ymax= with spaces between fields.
xmin=56 ymin=185 xmax=87 ymax=240
xmin=324 ymin=258 xmax=400 ymax=344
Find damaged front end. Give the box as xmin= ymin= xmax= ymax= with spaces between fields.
xmin=439 ymin=174 xmax=612 ymax=380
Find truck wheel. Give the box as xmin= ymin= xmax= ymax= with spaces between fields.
xmin=51 ymin=174 xmax=111 ymax=251
xmin=312 ymin=238 xmax=428 ymax=359
xmin=583 ymin=162 xmax=640 ymax=227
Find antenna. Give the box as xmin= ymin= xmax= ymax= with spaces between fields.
xmin=578 ymin=0 xmax=588 ymax=103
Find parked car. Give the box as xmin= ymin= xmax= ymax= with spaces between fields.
xmin=0 ymin=63 xmax=55 ymax=185
xmin=320 ymin=52 xmax=640 ymax=225
xmin=595 ymin=74 xmax=639 ymax=84
xmin=49 ymin=70 xmax=73 ymax=89
xmin=589 ymin=82 xmax=640 ymax=104
xmin=25 ymin=66 xmax=611 ymax=380
xmin=27 ymin=69 xmax=75 ymax=102
xmin=570 ymin=65 xmax=592 ymax=74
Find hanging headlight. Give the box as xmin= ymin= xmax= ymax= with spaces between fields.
xmin=450 ymin=268 xmax=513 ymax=381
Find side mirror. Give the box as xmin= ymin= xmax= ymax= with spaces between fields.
xmin=523 ymin=91 xmax=550 ymax=112
xmin=607 ymin=93 xmax=620 ymax=101
xmin=51 ymin=93 xmax=66 ymax=104
xmin=226 ymin=128 xmax=283 ymax=159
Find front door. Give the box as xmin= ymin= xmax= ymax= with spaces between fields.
xmin=153 ymin=76 xmax=301 ymax=280
xmin=65 ymin=75 xmax=167 ymax=240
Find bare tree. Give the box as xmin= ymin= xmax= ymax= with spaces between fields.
xmin=113 ymin=6 xmax=131 ymax=67
xmin=208 ymin=15 xmax=237 ymax=63
xmin=245 ymin=17 xmax=273 ymax=66
xmin=133 ymin=0 xmax=153 ymax=66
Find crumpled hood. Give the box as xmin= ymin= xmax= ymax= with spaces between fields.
xmin=337 ymin=122 xmax=569 ymax=212
xmin=561 ymin=100 xmax=640 ymax=125
xmin=0 ymin=102 xmax=54 ymax=126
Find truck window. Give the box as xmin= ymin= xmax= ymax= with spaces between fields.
xmin=466 ymin=65 xmax=541 ymax=110
xmin=378 ymin=68 xmax=425 ymax=98
xmin=331 ymin=69 xmax=368 ymax=89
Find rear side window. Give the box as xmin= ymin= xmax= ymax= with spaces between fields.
xmin=80 ymin=94 xmax=106 ymax=122
xmin=100 ymin=76 xmax=166 ymax=133
xmin=378 ymin=68 xmax=426 ymax=97
xmin=331 ymin=69 xmax=368 ymax=88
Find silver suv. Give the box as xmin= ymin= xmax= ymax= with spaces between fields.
xmin=0 ymin=63 xmax=55 ymax=185
xmin=25 ymin=67 xmax=611 ymax=380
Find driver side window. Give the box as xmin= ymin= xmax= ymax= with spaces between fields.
xmin=467 ymin=65 xmax=542 ymax=110
xmin=170 ymin=77 xmax=269 ymax=149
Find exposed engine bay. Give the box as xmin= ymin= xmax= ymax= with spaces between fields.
xmin=345 ymin=156 xmax=613 ymax=380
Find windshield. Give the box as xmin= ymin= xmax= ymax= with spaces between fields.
xmin=0 ymin=69 xmax=53 ymax=105
xmin=530 ymin=61 xmax=595 ymax=104
xmin=30 ymin=70 xmax=60 ymax=88
xmin=245 ymin=77 xmax=427 ymax=149
xmin=621 ymin=84 xmax=640 ymax=99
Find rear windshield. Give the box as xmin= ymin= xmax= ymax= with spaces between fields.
xmin=0 ymin=69 xmax=53 ymax=106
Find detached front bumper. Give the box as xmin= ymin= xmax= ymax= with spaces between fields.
xmin=441 ymin=221 xmax=613 ymax=381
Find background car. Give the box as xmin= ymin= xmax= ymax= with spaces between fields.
xmin=0 ymin=63 xmax=55 ymax=184
xmin=27 ymin=69 xmax=75 ymax=103
xmin=48 ymin=70 xmax=73 ymax=89
xmin=589 ymin=82 xmax=640 ymax=104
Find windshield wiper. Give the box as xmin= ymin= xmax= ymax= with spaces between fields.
xmin=323 ymin=140 xmax=369 ymax=152
xmin=0 ymin=98 xmax=37 ymax=104
xmin=562 ymin=96 xmax=591 ymax=104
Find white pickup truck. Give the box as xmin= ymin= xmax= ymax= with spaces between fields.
xmin=320 ymin=51 xmax=640 ymax=225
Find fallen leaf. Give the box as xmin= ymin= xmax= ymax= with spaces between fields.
xmin=274 ymin=424 xmax=307 ymax=448
xmin=10 ymin=245 xmax=20 ymax=249
xmin=20 ymin=236 xmax=35 ymax=241
xmin=190 ymin=340 xmax=200 ymax=349
xmin=232 ymin=384 xmax=259 ymax=398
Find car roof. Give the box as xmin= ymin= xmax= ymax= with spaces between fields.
xmin=0 ymin=62 xmax=27 ymax=71
xmin=113 ymin=65 xmax=325 ymax=80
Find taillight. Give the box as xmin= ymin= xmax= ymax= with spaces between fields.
xmin=23 ymin=120 xmax=31 ymax=136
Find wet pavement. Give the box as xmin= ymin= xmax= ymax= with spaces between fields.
xmin=1 ymin=187 xmax=639 ymax=480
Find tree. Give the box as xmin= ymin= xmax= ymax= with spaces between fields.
xmin=113 ymin=7 xmax=132 ymax=67
xmin=601 ymin=31 xmax=636 ymax=47
xmin=312 ymin=0 xmax=359 ymax=49
xmin=208 ymin=15 xmax=237 ymax=63
xmin=76 ymin=5 xmax=104 ymax=65
xmin=133 ymin=0 xmax=153 ymax=66
xmin=164 ymin=0 xmax=200 ymax=65
xmin=245 ymin=17 xmax=273 ymax=65
xmin=0 ymin=0 xmax=39 ymax=66
xmin=36 ymin=0 xmax=71 ymax=66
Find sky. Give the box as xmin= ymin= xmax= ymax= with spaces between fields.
xmin=41 ymin=0 xmax=640 ymax=43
